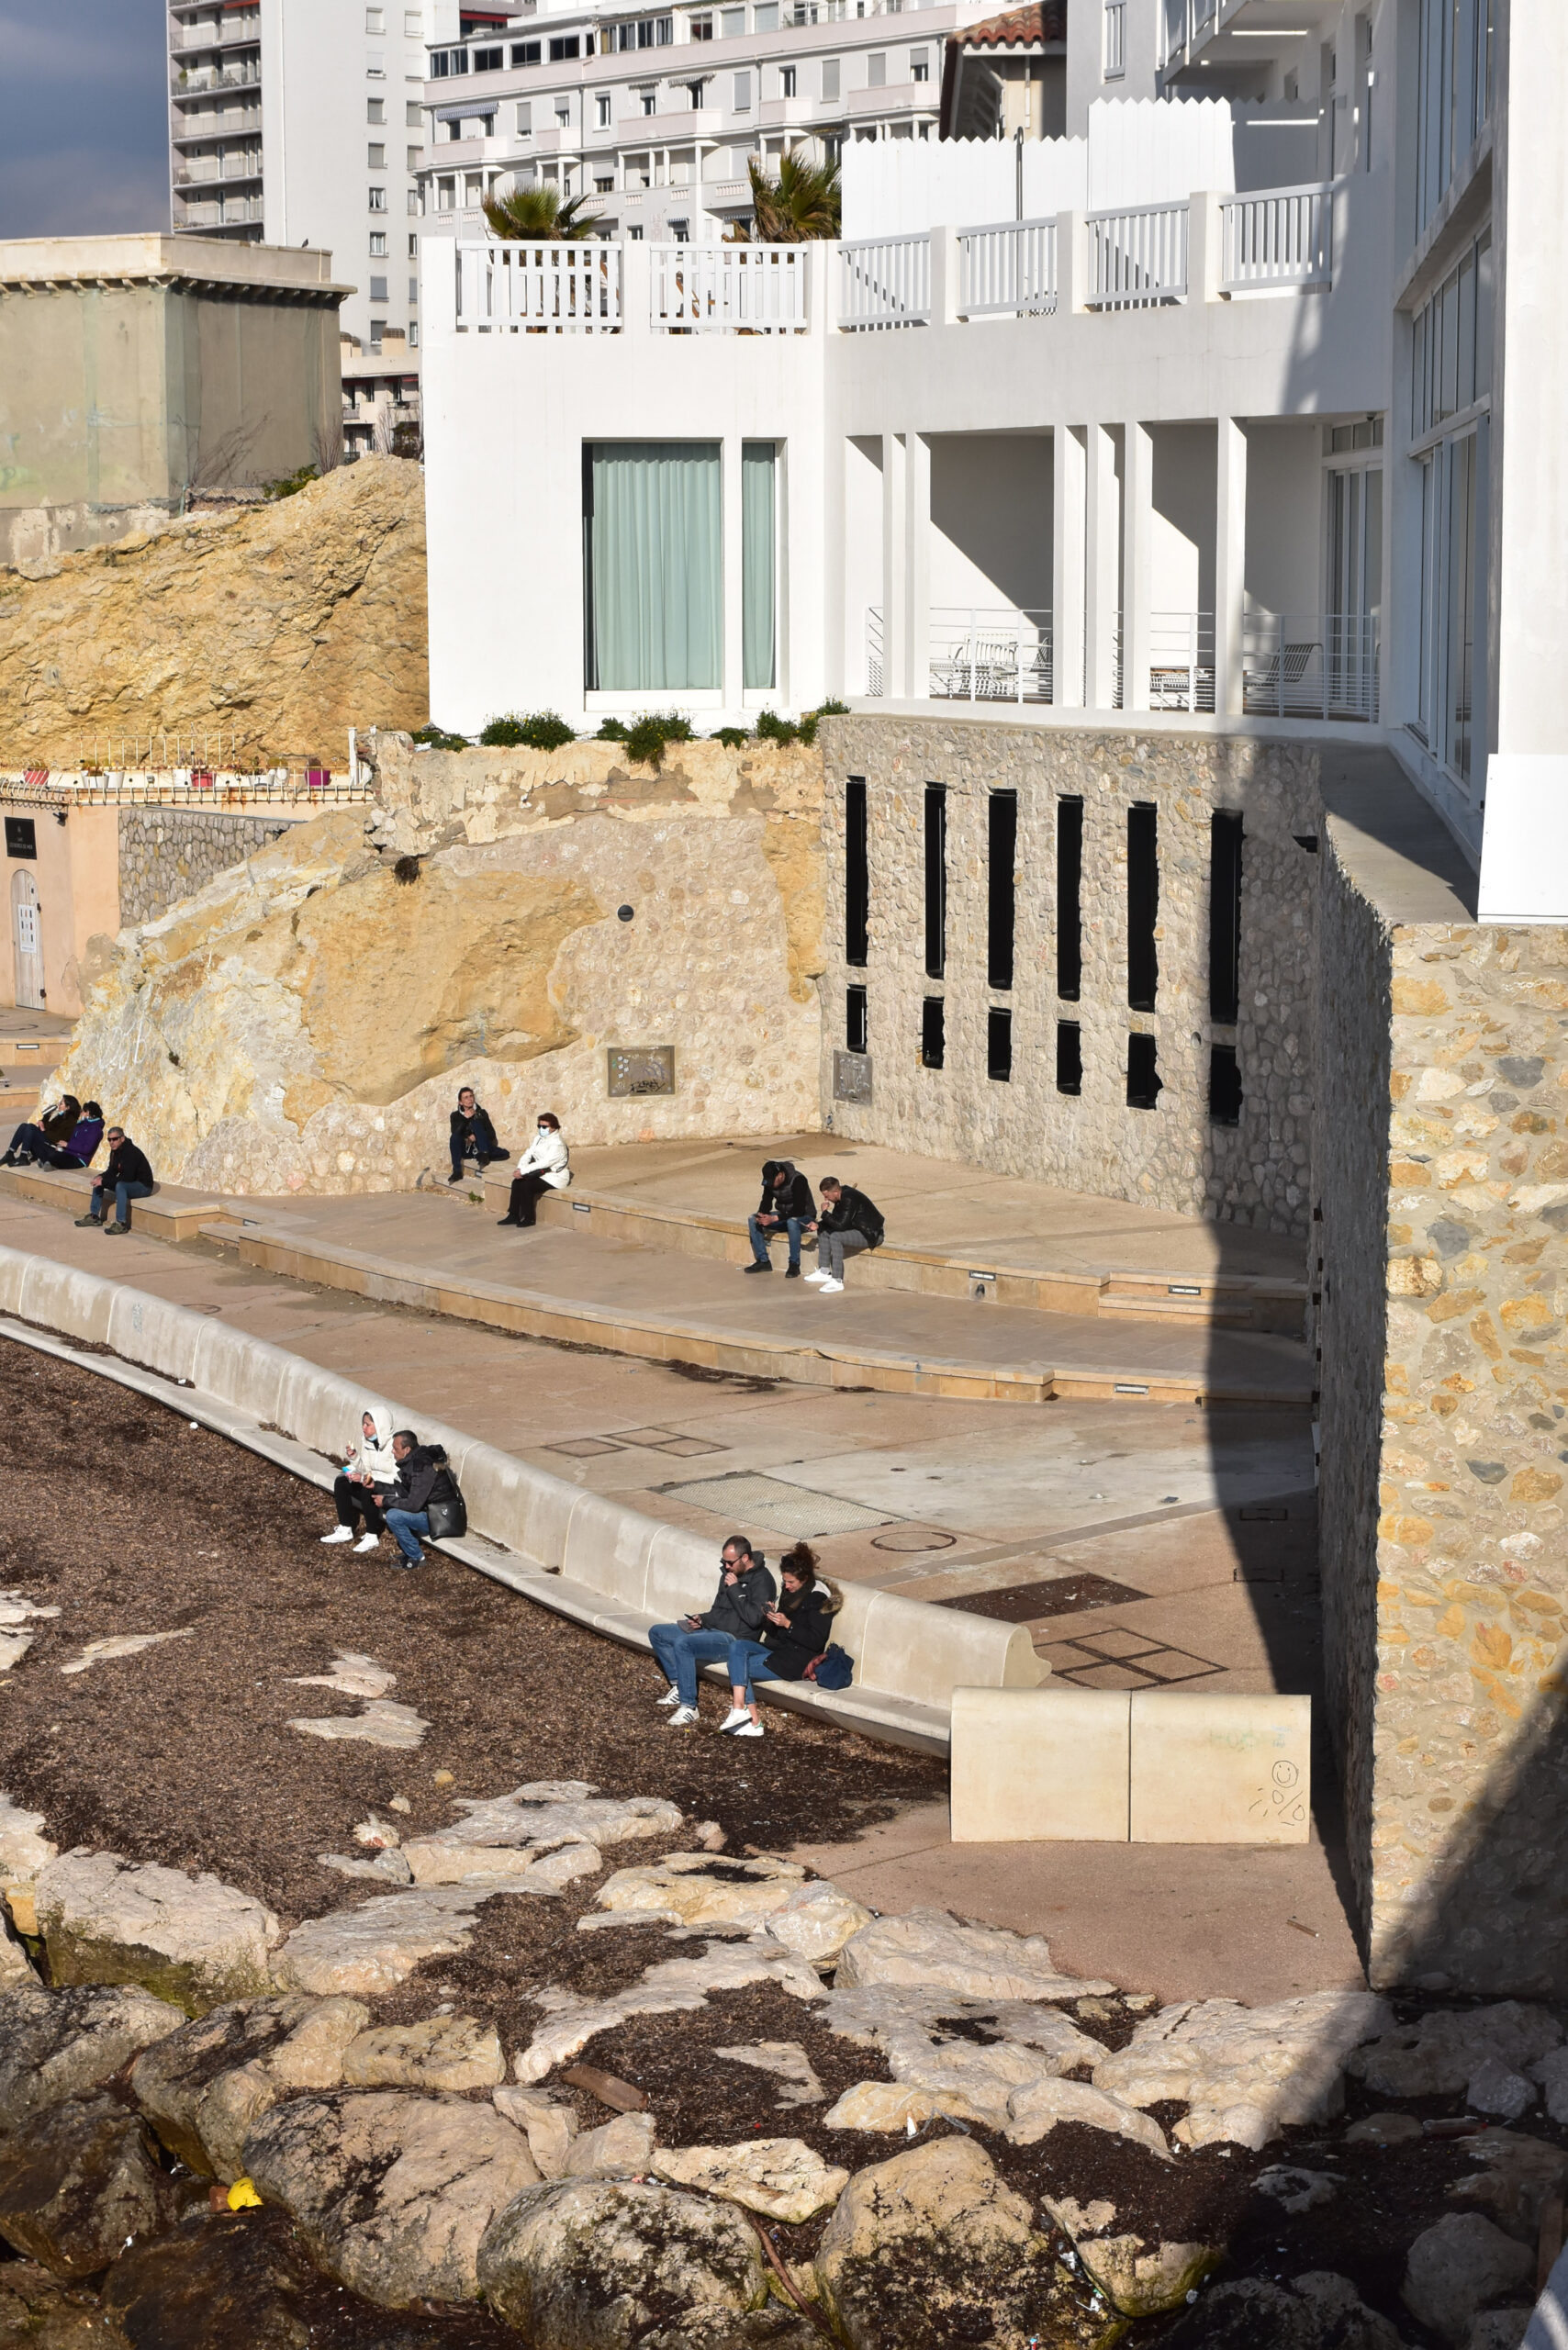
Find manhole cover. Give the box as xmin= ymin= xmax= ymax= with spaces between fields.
xmin=659 ymin=1471 xmax=896 ymax=1539
xmin=870 ymin=1527 xmax=957 ymax=1554
xmin=936 ymin=1572 xmax=1148 ymax=1624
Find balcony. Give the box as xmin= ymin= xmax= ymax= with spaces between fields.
xmin=174 ymin=154 xmax=263 ymax=189
xmin=172 ymin=106 xmax=261 ymax=143
xmin=1241 ymin=612 xmax=1380 ymax=722
xmin=172 ymin=62 xmax=262 ymax=95
xmin=174 ymin=196 xmax=264 ymax=231
xmin=1162 ymin=0 xmax=1330 ymax=76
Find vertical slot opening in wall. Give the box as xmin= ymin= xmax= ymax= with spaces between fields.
xmin=1126 ymin=1032 xmax=1161 ymax=1109
xmin=1209 ymin=1042 xmax=1243 ymax=1125
xmin=1127 ymin=802 xmax=1159 ymax=1012
xmin=846 ymin=983 xmax=868 ymax=1054
xmin=1057 ymin=796 xmax=1083 ymax=1002
xmin=924 ymin=783 xmax=947 ymax=980
xmin=846 ymin=777 xmax=868 ymax=968
xmin=1209 ymin=811 xmax=1243 ymax=1025
xmin=987 ymin=789 xmax=1016 ymax=992
xmin=987 ymin=1008 xmax=1013 ymax=1081
xmin=1056 ymin=1019 xmax=1082 ymax=1095
xmin=921 ymin=996 xmax=946 ymax=1069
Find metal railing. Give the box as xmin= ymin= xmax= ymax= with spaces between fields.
xmin=2 ymin=770 xmax=375 ymax=808
xmin=958 ymin=217 xmax=1058 ymax=318
xmin=1222 ymin=183 xmax=1332 ymax=292
xmin=1088 ymin=202 xmax=1189 ymax=307
xmin=1242 ymin=612 xmax=1381 ymax=721
xmin=650 ymin=243 xmax=808 ymax=331
xmin=172 ymin=63 xmax=261 ymax=91
xmin=175 ymin=197 xmax=263 ymax=226
xmin=1144 ymin=611 xmax=1215 ymax=712
xmin=174 ymin=155 xmax=262 ymax=186
xmin=457 ymin=241 xmax=622 ymax=332
xmin=928 ymin=607 xmax=1053 ymax=703
xmin=866 ymin=608 xmax=885 ymax=698
xmin=839 ymin=233 xmax=930 ymax=330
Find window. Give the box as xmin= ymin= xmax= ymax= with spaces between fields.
xmin=550 ymin=34 xmax=581 ymax=59
xmin=596 ymin=173 xmax=614 ymax=190
xmin=987 ymin=1009 xmax=1013 ymax=1083
xmin=628 ymin=221 xmax=644 ymax=239
xmin=1126 ymin=804 xmax=1158 ymax=1013
xmin=641 ymin=88 xmax=657 ymax=113
xmin=438 ymin=175 xmax=456 ymax=207
xmin=369 ymin=275 xmax=388 ymax=299
xmin=754 ymin=1 xmax=778 ymax=24
xmin=367 ymin=97 xmax=386 ymax=122
xmin=688 ymin=80 xmax=704 ymax=106
xmin=555 ymin=100 xmax=572 ymax=124
xmin=911 ymin=48 xmax=929 ymax=80
xmin=368 ymin=141 xmax=386 ymax=165
xmin=867 ymin=50 xmax=886 ymax=84
xmin=408 ymin=143 xmax=421 ymax=166
xmin=987 ymin=790 xmax=1015 ymax=992
xmin=409 ymin=320 xmax=419 ymax=345
xmin=1416 ymin=0 xmax=1494 ymax=235
xmin=734 ymin=70 xmax=751 ymax=105
xmin=369 ymin=317 xmax=387 ymax=345
xmin=409 ymin=276 xmax=419 ymax=301
xmin=1411 ymin=231 xmax=1493 ymax=440
xmin=409 ymin=232 xmax=419 ymax=255
xmin=846 ymin=779 xmax=869 ymax=968
xmin=512 ymin=39 xmax=542 ymax=62
xmin=821 ymin=57 xmax=839 ymax=98
xmin=846 ymin=985 xmax=868 ymax=1054
xmin=1209 ymin=813 xmax=1243 ymax=1025
xmin=722 ymin=6 xmax=745 ymax=30
xmin=407 ymin=101 xmax=423 ymax=125
xmin=405 ymin=11 xmax=421 ymax=33
xmin=691 ymin=11 xmax=713 ymax=31
xmin=5 ymin=817 xmax=37 ymax=860
xmin=780 ymin=64 xmax=796 ymax=95
xmin=365 ymin=6 xmax=385 ymax=28
xmin=408 ymin=188 xmax=420 ymax=211
xmin=370 ymin=230 xmax=388 ymax=255
xmin=1056 ymin=1021 xmax=1082 ymax=1096
xmin=1209 ymin=1045 xmax=1243 ymax=1127
xmin=1103 ymin=0 xmax=1125 ymax=77
xmin=743 ymin=442 xmax=776 ymax=690
xmin=670 ymin=217 xmax=689 ymax=238
xmin=474 ymin=45 xmax=502 ymax=70
xmin=921 ymin=998 xmax=946 ymax=1069
xmin=368 ymin=185 xmax=387 ymax=208
xmin=1126 ymin=1033 xmax=1161 ymax=1110
xmin=924 ymin=785 xmax=946 ymax=980
xmin=584 ymin=442 xmax=722 ymax=691
xmin=615 ymin=16 xmax=674 ymax=46
xmin=1056 ymin=797 xmax=1083 ymax=1002
xmin=366 ymin=54 xmax=386 ymax=76
xmin=431 ymin=48 xmax=469 ymax=73
xmin=593 ymin=92 xmax=610 ymax=124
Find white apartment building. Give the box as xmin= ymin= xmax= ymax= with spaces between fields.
xmin=422 ymin=0 xmax=1568 ymax=921
xmin=167 ymin=0 xmax=431 ymax=353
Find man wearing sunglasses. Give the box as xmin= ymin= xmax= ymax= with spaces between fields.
xmin=649 ymin=1536 xmax=774 ymax=1728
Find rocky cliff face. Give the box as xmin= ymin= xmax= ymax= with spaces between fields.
xmin=54 ymin=735 xmax=824 ymax=1194
xmin=0 ymin=459 xmax=426 ymax=767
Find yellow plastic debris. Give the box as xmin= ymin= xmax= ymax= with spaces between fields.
xmin=227 ymin=2177 xmax=263 ymax=2211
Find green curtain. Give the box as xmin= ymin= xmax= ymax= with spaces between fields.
xmin=585 ymin=442 xmax=721 ymax=691
xmin=742 ymin=441 xmax=777 ymax=691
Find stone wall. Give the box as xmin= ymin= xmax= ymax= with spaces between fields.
xmin=817 ymin=718 xmax=1320 ymax=1239
xmin=117 ymin=810 xmax=295 ymax=927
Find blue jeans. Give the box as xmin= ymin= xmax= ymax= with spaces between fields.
xmin=749 ymin=1213 xmax=806 ymax=1270
xmin=383 ymin=1507 xmax=430 ymax=1564
xmin=649 ymin=1622 xmax=732 ymax=1706
xmin=726 ymin=1638 xmax=780 ymax=1700
xmin=92 ymin=1180 xmax=153 ymax=1225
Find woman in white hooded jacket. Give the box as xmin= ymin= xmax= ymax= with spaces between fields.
xmin=498 ymin=1111 xmax=571 ymax=1229
xmin=321 ymin=1405 xmax=400 ymax=1552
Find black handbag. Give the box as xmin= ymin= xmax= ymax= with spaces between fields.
xmin=426 ymin=1480 xmax=467 ymax=1541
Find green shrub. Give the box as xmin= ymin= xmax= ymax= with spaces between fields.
xmin=595 ymin=718 xmax=630 ymax=741
xmin=799 ymin=698 xmax=848 ymax=745
xmin=263 ymin=464 xmax=319 ymax=501
xmin=754 ymin=709 xmax=800 ymax=745
xmin=711 ymin=726 xmax=750 ymax=749
xmin=409 ymin=723 xmax=470 ymax=750
xmin=479 ymin=711 xmax=576 ymax=750
xmin=623 ymin=712 xmax=694 ymax=767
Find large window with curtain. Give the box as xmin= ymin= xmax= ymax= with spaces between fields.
xmin=741 ymin=442 xmax=776 ymax=692
xmin=584 ymin=442 xmax=722 ymax=691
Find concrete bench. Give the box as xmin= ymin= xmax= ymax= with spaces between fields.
xmin=0 ymin=1162 xmax=232 ymax=1246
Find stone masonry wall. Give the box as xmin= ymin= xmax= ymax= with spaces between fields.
xmin=117 ymin=809 xmax=295 ymax=927
xmin=817 ymin=718 xmax=1321 ymax=1239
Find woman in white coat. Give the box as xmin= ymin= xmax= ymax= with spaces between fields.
xmin=498 ymin=1111 xmax=571 ymax=1228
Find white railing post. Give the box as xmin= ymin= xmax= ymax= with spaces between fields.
xmin=929 ymin=226 xmax=959 ymax=328
xmin=1057 ymin=210 xmax=1086 ymax=312
xmin=623 ymin=239 xmax=652 ymax=341
xmin=1188 ymin=190 xmax=1224 ymax=304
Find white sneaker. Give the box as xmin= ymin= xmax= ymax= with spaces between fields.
xmin=319 ymin=1527 xmax=353 ymax=1545
xmin=803 ymin=1268 xmax=831 ymax=1283
xmin=817 ymin=1277 xmax=845 ymax=1294
xmin=667 ymin=1705 xmax=700 ymax=1728
xmin=729 ymin=1718 xmax=764 ymax=1737
xmin=353 ymin=1533 xmax=380 ymax=1554
xmin=655 ymin=1684 xmax=682 ymax=1707
xmin=718 ymin=1706 xmax=751 ymax=1732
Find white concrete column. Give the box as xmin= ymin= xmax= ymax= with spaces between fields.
xmin=722 ymin=434 xmax=745 ymax=713
xmin=881 ymin=432 xmax=907 ymax=702
xmin=905 ymin=431 xmax=932 ymax=700
xmin=620 ymin=239 xmax=651 ymax=341
xmin=1122 ymin=420 xmax=1154 ymax=714
xmin=823 ymin=428 xmax=847 ymax=702
xmin=1052 ymin=425 xmax=1087 ymax=709
xmin=1084 ymin=423 xmax=1119 ymax=711
xmin=1214 ymin=416 xmax=1248 ymax=718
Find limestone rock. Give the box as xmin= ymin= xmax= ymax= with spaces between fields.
xmin=60 ymin=1631 xmax=193 ymax=1676
xmin=274 ymin=1883 xmax=540 ymax=1998
xmin=0 ymin=1792 xmax=58 ymax=1935
xmin=764 ymin=1884 xmax=875 ymax=1965
xmin=98 ymin=2208 xmax=322 ymax=2350
xmin=0 ymin=1917 xmax=36 ymax=1990
xmin=0 ymin=2092 xmax=193 ymax=2279
xmin=242 ymin=2088 xmax=540 ymax=2306
xmin=714 ymin=2041 xmax=824 ymax=2108
xmin=36 ymin=1852 xmax=281 ymax=2017
xmin=834 ymin=1908 xmax=1113 ymax=2002
xmin=1256 ymin=2165 xmax=1341 ymax=2214
xmin=564 ymin=2112 xmax=655 ymax=2178
xmin=821 ymin=1985 xmax=1104 ymax=2071
xmin=493 ymin=2087 xmax=577 ymax=2179
xmin=1462 ymin=2313 xmax=1532 ymax=2350
xmin=0 ymin=2261 xmax=105 ymax=2350
xmin=132 ymin=1994 xmax=370 ymax=2182
xmin=1469 ymin=2060 xmax=1536 ymax=2121
xmin=288 ymin=1654 xmax=396 ymax=1700
xmin=0 ymin=1985 xmax=185 ymax=2134
xmin=594 ymin=1853 xmax=806 ymax=1932
xmin=1093 ymin=1990 xmax=1392 ymax=2150
xmin=318 ymin=1848 xmax=413 ymax=1884
xmin=1074 ymin=2234 xmax=1220 ymax=2318
xmin=1350 ymin=2004 xmax=1562 ymax=2100
xmin=402 ymin=1839 xmax=599 ymax=1890
xmin=1449 ymin=2132 xmax=1568 ymax=2243
xmin=653 ymin=2139 xmax=848 ymax=2223
xmin=1005 ymin=2075 xmax=1171 ymax=2158
xmin=342 ymin=2016 xmax=506 ymax=2093
xmin=439 ymin=1787 xmax=683 ymax=1852
xmin=1402 ymin=2215 xmax=1534 ymax=2344
xmin=1534 ymin=2045 xmax=1568 ymax=2124
xmin=286 ymin=1698 xmax=429 ymax=1749
xmin=476 ymin=2178 xmax=772 ymax=2349
xmin=815 ymin=2136 xmax=1118 ymax=2350
xmin=1156 ymin=2272 xmax=1406 ymax=2348
xmin=823 ymin=2082 xmax=991 ymax=2132
xmin=513 ymin=1941 xmax=822 ymax=2084
xmin=1347 ymin=2112 xmax=1423 ymax=2146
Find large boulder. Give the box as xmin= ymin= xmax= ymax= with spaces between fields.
xmin=97 ymin=2210 xmax=320 ymax=2350
xmin=0 ymin=2261 xmax=106 ymax=2350
xmin=0 ymin=2094 xmax=195 ymax=2279
xmin=0 ymin=1986 xmax=184 ymax=2135
xmin=341 ymin=2016 xmax=506 ymax=2093
xmin=1350 ymin=2005 xmax=1562 ymax=2099
xmin=1155 ymin=2272 xmax=1406 ymax=2348
xmin=1448 ymin=2131 xmax=1568 ymax=2243
xmin=1092 ymin=1990 xmax=1391 ymax=2149
xmin=0 ymin=1794 xmax=59 ymax=1938
xmin=1401 ymin=2215 xmax=1534 ymax=2345
xmin=131 ymin=1994 xmax=368 ymax=2181
xmin=242 ymin=2089 xmax=540 ymax=2306
xmin=273 ymin=1885 xmax=521 ymax=1998
xmin=35 ymin=1853 xmax=280 ymax=2017
xmin=593 ymin=1854 xmax=808 ymax=1931
xmin=834 ymin=1909 xmax=1112 ymax=2001
xmin=814 ymin=2136 xmax=1120 ymax=2350
xmin=652 ymin=2140 xmax=848 ymax=2224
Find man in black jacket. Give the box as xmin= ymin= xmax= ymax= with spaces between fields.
xmin=648 ymin=1535 xmax=774 ymax=1726
xmin=806 ymin=1175 xmax=884 ymax=1293
xmin=73 ymin=1127 xmax=154 ymax=1235
xmin=745 ymin=1158 xmax=815 ymax=1278
xmin=382 ymin=1429 xmax=461 ymax=1566
xmin=449 ymin=1088 xmax=507 ymax=1185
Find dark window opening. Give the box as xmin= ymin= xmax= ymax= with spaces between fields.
xmin=1057 ymin=796 xmax=1082 ymax=1002
xmin=1056 ymin=1019 xmax=1082 ymax=1096
xmin=549 ymin=34 xmax=581 ymax=57
xmin=4 ymin=817 xmax=37 ymax=859
xmin=924 ymin=783 xmax=946 ymax=979
xmin=987 ymin=789 xmax=1016 ymax=992
xmin=846 ymin=983 xmax=868 ymax=1055
xmin=1127 ymin=802 xmax=1159 ymax=1012
xmin=1209 ymin=811 xmax=1243 ymax=1025
xmin=846 ymin=777 xmax=868 ymax=968
xmin=1126 ymin=1031 xmax=1162 ymax=1109
xmin=921 ymin=996 xmax=946 ymax=1069
xmin=987 ymin=1008 xmax=1013 ymax=1081
xmin=511 ymin=39 xmax=541 ymax=61
xmin=1209 ymin=1043 xmax=1244 ymax=1126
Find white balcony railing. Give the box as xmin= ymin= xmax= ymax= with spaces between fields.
xmin=174 ymin=155 xmax=262 ymax=186
xmin=1242 ymin=612 xmax=1381 ymax=722
xmin=174 ymin=63 xmax=261 ymax=92
xmin=839 ymin=233 xmax=930 ymax=330
xmin=1088 ymin=202 xmax=1189 ymax=307
xmin=457 ymin=241 xmax=622 ymax=332
xmin=958 ymin=217 xmax=1058 ymax=319
xmin=1145 ymin=611 xmax=1215 ymax=712
xmin=929 ymin=608 xmax=1053 ymax=703
xmin=651 ymin=243 xmax=808 ymax=331
xmin=1222 ymin=183 xmax=1332 ymax=292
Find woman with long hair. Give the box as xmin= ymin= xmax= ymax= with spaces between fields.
xmin=720 ymin=1542 xmax=841 ymax=1737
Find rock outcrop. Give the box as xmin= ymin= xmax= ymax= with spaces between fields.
xmin=35 ymin=1852 xmax=281 ymax=2017
xmin=0 ymin=458 xmax=427 ymax=767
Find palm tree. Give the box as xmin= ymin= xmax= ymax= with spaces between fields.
xmin=482 ymin=181 xmax=604 ymax=241
xmin=740 ymin=151 xmax=842 ymax=242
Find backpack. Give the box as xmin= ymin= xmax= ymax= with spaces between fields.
xmin=805 ymin=1644 xmax=853 ymax=1691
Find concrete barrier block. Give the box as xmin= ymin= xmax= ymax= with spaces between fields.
xmin=105 ymin=1288 xmax=200 ymax=1382
xmin=521 ymin=1476 xmax=588 ymax=1572
xmin=0 ymin=1246 xmax=28 ymax=1316
xmin=832 ymin=1579 xmax=878 ymax=1662
xmin=562 ymin=1494 xmax=658 ymax=1611
xmin=15 ymin=1255 xmax=114 ymax=1346
xmin=191 ymin=1323 xmax=290 ymax=1427
xmin=1129 ymin=1691 xmax=1312 ymax=1845
xmin=454 ymin=1447 xmax=538 ymax=1552
xmin=275 ymin=1360 xmax=391 ymax=1460
xmin=950 ymin=1687 xmax=1131 ymax=1842
xmin=645 ymin=1525 xmax=720 ymax=1623
xmin=859 ymin=1591 xmax=1045 ymax=1709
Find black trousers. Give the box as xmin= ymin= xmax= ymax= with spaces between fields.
xmin=450 ymin=1136 xmax=508 ymax=1179
xmin=334 ymin=1475 xmax=393 ymax=1532
xmin=503 ymin=1172 xmax=550 ymax=1225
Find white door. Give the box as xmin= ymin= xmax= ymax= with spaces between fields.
xmin=11 ymin=872 xmax=43 ymax=1009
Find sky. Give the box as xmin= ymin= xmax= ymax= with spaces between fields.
xmin=0 ymin=0 xmax=171 ymax=239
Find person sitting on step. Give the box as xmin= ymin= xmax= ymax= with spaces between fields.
xmin=498 ymin=1110 xmax=571 ymax=1228
xmin=3 ymin=1099 xmax=102 ymax=1171
xmin=2 ymin=1093 xmax=79 ymax=1168
xmin=448 ymin=1086 xmax=508 ymax=1187
xmin=649 ymin=1534 xmax=775 ymax=1728
xmin=382 ymin=1428 xmax=462 ymax=1567
xmin=806 ymin=1175 xmax=884 ymax=1293
xmin=320 ymin=1405 xmax=399 ymax=1554
xmin=720 ymin=1541 xmax=842 ymax=1736
xmin=73 ymin=1126 xmax=153 ymax=1234
xmin=745 ymin=1157 xmax=815 ymax=1280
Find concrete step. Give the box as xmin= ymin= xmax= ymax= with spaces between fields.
xmin=0 ymin=1162 xmax=238 ymax=1247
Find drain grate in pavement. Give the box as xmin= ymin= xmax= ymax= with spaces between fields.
xmin=1037 ymin=1627 xmax=1223 ymax=1689
xmin=936 ymin=1572 xmax=1148 ymax=1624
xmin=658 ymin=1470 xmax=896 ymax=1539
